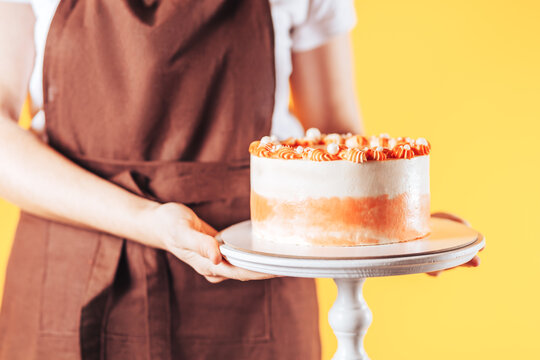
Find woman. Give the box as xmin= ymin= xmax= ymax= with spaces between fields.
xmin=0 ymin=1 xmax=479 ymax=359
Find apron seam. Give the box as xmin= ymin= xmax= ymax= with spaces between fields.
xmin=37 ymin=218 xmax=51 ymax=335
xmin=143 ymin=247 xmax=151 ymax=360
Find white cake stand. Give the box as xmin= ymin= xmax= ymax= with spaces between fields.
xmin=217 ymin=218 xmax=485 ymax=360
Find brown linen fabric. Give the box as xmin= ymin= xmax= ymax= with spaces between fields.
xmin=0 ymin=0 xmax=321 ymax=359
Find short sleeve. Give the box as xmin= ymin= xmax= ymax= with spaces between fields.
xmin=290 ymin=0 xmax=357 ymax=52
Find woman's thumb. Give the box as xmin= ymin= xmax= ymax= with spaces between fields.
xmin=190 ymin=231 xmax=222 ymax=265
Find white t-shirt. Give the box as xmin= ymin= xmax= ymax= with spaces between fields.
xmin=3 ymin=0 xmax=356 ymax=139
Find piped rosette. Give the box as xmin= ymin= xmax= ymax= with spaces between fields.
xmin=339 ymin=147 xmax=367 ymax=163
xmin=391 ymin=144 xmax=415 ymax=159
xmin=275 ymin=145 xmax=302 ymax=160
xmin=249 ymin=128 xmax=431 ymax=163
xmin=366 ymin=146 xmax=388 ymax=161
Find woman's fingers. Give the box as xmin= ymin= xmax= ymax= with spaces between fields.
xmin=169 ymin=240 xmax=278 ymax=282
xmin=179 ymin=230 xmax=222 ymax=265
xmin=426 ymin=255 xmax=481 ymax=277
xmin=431 ymin=212 xmax=471 ymax=227
xmin=210 ymin=259 xmax=278 ymax=281
xmin=182 ymin=250 xmax=277 ymax=282
xmin=427 ymin=213 xmax=484 ymax=277
xmin=157 ymin=203 xmax=275 ymax=281
xmin=204 ymin=275 xmax=228 ymax=283
xmin=463 ymin=255 xmax=480 ymax=267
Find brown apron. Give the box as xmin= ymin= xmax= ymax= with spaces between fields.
xmin=0 ymin=1 xmax=320 ymax=359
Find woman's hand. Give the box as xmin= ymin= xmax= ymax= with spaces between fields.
xmin=426 ymin=212 xmax=484 ymax=277
xmin=147 ymin=202 xmax=276 ymax=283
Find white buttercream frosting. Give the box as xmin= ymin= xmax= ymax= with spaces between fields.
xmin=251 ymin=155 xmax=430 ymax=200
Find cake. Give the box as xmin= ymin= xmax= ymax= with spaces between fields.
xmin=249 ymin=128 xmax=431 ymax=246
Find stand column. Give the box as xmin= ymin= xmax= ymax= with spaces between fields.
xmin=328 ymin=278 xmax=372 ymax=360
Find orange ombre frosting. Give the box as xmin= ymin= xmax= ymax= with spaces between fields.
xmin=249 ymin=129 xmax=430 ymax=163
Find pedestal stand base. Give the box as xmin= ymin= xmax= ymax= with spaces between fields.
xmin=329 ymin=278 xmax=372 ymax=360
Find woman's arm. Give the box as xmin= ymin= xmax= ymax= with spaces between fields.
xmin=0 ymin=3 xmax=271 ymax=283
xmin=290 ymin=33 xmax=364 ymax=134
xmin=0 ymin=3 xmax=35 ymax=120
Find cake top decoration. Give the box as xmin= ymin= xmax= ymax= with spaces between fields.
xmin=249 ymin=128 xmax=431 ymax=163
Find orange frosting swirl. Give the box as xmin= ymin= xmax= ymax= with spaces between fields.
xmin=282 ymin=137 xmax=298 ymax=146
xmin=307 ymin=148 xmax=338 ymax=161
xmin=412 ymin=144 xmax=430 ymax=156
xmin=344 ymin=135 xmax=370 ymax=148
xmin=296 ymin=138 xmax=318 ymax=147
xmin=379 ymin=137 xmax=390 ymax=147
xmin=391 ymin=144 xmax=415 ymax=159
xmin=275 ymin=146 xmax=303 ymax=160
xmin=340 ymin=148 xmax=367 ymax=163
xmin=323 ymin=133 xmax=344 ymax=145
xmin=255 ymin=143 xmax=274 ymax=158
xmin=367 ymin=147 xmax=388 ymax=161
xmin=250 ymin=131 xmax=430 ymax=162
xmin=335 ymin=144 xmax=348 ymax=157
xmin=412 ymin=138 xmax=431 ymax=155
xmin=249 ymin=141 xmax=260 ymax=154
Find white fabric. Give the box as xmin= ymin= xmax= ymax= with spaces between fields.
xmin=2 ymin=0 xmax=356 ymax=139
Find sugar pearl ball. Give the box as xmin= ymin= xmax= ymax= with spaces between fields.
xmin=327 ymin=143 xmax=340 ymax=155
xmin=403 ymin=144 xmax=411 ymax=150
xmin=369 ymin=136 xmax=380 ymax=147
xmin=305 ymin=128 xmax=322 ymax=140
xmin=260 ymin=136 xmax=272 ymax=145
xmin=416 ymin=137 xmax=428 ymax=146
xmin=295 ymin=146 xmax=304 ymax=154
xmin=345 ymin=137 xmax=359 ymax=148
xmin=325 ymin=133 xmax=342 ymax=144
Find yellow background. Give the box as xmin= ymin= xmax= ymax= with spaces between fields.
xmin=1 ymin=0 xmax=539 ymax=359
